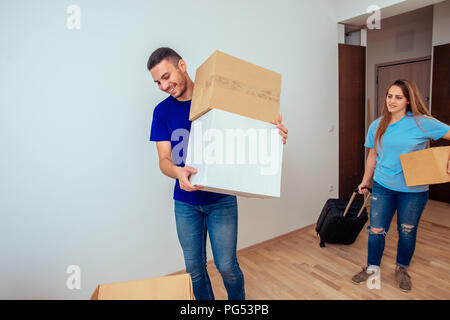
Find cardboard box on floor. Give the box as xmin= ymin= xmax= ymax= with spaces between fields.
xmin=90 ymin=273 xmax=193 ymax=300
xmin=190 ymin=50 xmax=282 ymax=124
xmin=185 ymin=108 xmax=283 ymax=198
xmin=400 ymin=146 xmax=450 ymax=187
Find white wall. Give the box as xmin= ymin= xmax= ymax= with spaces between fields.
xmin=0 ymin=0 xmax=340 ymax=299
xmin=366 ymin=5 xmax=433 ymax=124
xmin=345 ymin=31 xmax=361 ymax=45
xmin=432 ymin=0 xmax=450 ymax=46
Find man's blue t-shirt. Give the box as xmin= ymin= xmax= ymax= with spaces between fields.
xmin=149 ymin=95 xmax=229 ymax=205
xmin=365 ymin=111 xmax=450 ymax=192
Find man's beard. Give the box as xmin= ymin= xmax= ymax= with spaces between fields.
xmin=173 ymin=78 xmax=187 ymax=99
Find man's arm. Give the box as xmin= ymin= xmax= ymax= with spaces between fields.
xmin=156 ymin=141 xmax=202 ymax=192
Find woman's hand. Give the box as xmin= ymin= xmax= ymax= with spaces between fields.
xmin=272 ymin=114 xmax=288 ymax=144
xmin=177 ymin=166 xmax=203 ymax=192
xmin=358 ymin=181 xmax=371 ymax=195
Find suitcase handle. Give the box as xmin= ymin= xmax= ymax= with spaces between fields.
xmin=353 ymin=187 xmax=372 ymax=193
xmin=342 ymin=187 xmax=372 ymax=217
xmin=356 ymin=193 xmax=372 ymax=217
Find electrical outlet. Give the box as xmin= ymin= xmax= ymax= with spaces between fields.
xmin=328 ymin=124 xmax=334 ymax=133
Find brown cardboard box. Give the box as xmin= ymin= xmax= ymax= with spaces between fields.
xmin=190 ymin=50 xmax=282 ymax=123
xmin=400 ymin=146 xmax=450 ymax=186
xmin=90 ymin=273 xmax=193 ymax=300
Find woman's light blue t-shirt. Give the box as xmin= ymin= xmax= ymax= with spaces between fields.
xmin=365 ymin=111 xmax=449 ymax=192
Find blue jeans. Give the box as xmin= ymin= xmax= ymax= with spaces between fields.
xmin=367 ymin=181 xmax=429 ymax=268
xmin=174 ymin=195 xmax=245 ymax=300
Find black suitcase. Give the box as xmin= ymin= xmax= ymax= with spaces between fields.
xmin=315 ymin=188 xmax=371 ymax=247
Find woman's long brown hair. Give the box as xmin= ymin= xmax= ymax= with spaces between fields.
xmin=374 ymin=79 xmax=432 ymax=151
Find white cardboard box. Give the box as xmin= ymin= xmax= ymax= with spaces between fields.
xmin=185 ymin=109 xmax=283 ymax=198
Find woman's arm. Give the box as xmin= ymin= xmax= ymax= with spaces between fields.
xmin=439 ymin=130 xmax=450 ymax=173
xmin=442 ymin=130 xmax=450 ymax=140
xmin=358 ymin=147 xmax=377 ymax=194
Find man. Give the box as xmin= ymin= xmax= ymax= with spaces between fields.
xmin=147 ymin=47 xmax=288 ymax=300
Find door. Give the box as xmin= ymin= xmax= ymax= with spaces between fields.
xmin=339 ymin=44 xmax=366 ymax=200
xmin=429 ymin=43 xmax=450 ymax=203
xmin=376 ymin=58 xmax=431 ymax=117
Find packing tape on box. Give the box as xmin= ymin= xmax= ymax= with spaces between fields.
xmin=204 ymin=74 xmax=280 ymax=103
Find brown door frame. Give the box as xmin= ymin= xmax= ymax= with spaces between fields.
xmin=339 ymin=43 xmax=366 ymax=199
xmin=429 ymin=43 xmax=450 ymax=203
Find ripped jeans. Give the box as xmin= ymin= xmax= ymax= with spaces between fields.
xmin=367 ymin=180 xmax=429 ymax=268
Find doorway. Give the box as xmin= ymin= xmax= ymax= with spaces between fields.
xmin=375 ymin=57 xmax=431 ymax=116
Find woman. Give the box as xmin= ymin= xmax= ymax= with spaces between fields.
xmin=352 ymin=79 xmax=450 ymax=292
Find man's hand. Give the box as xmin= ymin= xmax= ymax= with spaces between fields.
xmin=177 ymin=166 xmax=203 ymax=192
xmin=272 ymin=114 xmax=288 ymax=144
xmin=447 ymin=159 xmax=450 ymax=174
xmin=156 ymin=141 xmax=203 ymax=192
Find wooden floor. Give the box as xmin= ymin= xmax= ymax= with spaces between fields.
xmin=206 ymin=200 xmax=450 ymax=300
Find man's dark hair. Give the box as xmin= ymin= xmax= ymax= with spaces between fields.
xmin=147 ymin=47 xmax=182 ymax=71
